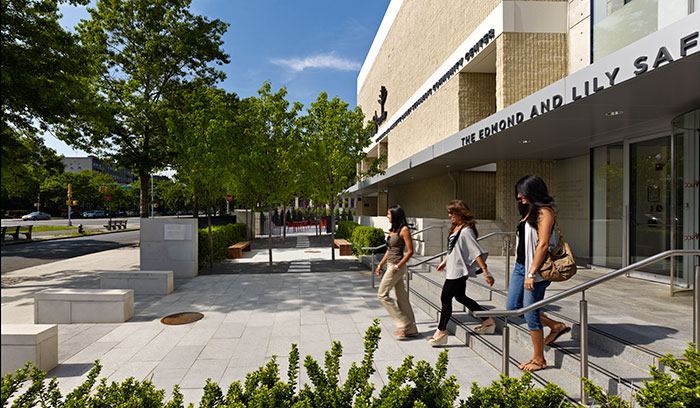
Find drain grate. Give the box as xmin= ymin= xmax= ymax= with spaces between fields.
xmin=160 ymin=312 xmax=204 ymax=325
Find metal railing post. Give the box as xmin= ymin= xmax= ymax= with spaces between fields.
xmin=694 ymin=263 xmax=699 ymax=351
xmin=505 ymin=236 xmax=511 ymax=292
xmin=371 ymin=250 xmax=376 ymax=288
xmin=580 ymin=291 xmax=589 ymax=405
xmin=406 ymin=268 xmax=411 ymax=301
xmin=502 ymin=317 xmax=510 ymax=377
xmin=440 ymin=226 xmax=444 ymax=253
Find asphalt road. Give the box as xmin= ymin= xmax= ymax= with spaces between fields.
xmin=0 ymin=230 xmax=140 ymax=273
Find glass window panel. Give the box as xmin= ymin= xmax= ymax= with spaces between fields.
xmin=591 ymin=143 xmax=624 ymax=268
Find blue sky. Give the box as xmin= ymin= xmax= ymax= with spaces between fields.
xmin=48 ymin=0 xmax=390 ymax=160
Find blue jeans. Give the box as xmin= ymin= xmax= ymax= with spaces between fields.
xmin=506 ymin=262 xmax=550 ymax=331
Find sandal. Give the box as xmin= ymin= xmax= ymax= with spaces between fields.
xmin=544 ymin=326 xmax=571 ymax=345
xmin=521 ymin=360 xmax=547 ymax=372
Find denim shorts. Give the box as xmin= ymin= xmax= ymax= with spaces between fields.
xmin=506 ymin=262 xmax=550 ymax=331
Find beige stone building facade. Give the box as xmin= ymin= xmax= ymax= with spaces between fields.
xmin=349 ymin=1 xmax=699 ymax=288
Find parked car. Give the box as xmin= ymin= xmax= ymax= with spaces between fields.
xmin=21 ymin=211 xmax=51 ymax=221
xmin=82 ymin=210 xmax=106 ymax=218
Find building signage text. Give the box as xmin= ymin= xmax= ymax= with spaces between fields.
xmin=374 ymin=29 xmax=496 ymax=142
xmin=461 ymin=30 xmax=698 ymax=147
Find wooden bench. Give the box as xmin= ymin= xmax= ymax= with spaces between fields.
xmin=227 ymin=241 xmax=251 ymax=259
xmin=2 ymin=226 xmax=20 ymax=241
xmin=19 ymin=225 xmax=33 ymax=240
xmin=100 ymin=270 xmax=173 ymax=295
xmin=103 ymin=220 xmax=127 ymax=230
xmin=334 ymin=239 xmax=353 ymax=256
xmin=1 ymin=324 xmax=58 ymax=375
xmin=34 ymin=288 xmax=134 ymax=324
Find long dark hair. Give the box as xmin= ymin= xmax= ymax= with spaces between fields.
xmin=388 ymin=204 xmax=408 ymax=233
xmin=515 ymin=175 xmax=554 ymax=229
xmin=446 ymin=200 xmax=478 ymax=236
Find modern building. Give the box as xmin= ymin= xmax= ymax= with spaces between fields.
xmin=62 ymin=156 xmax=136 ymax=185
xmin=350 ymin=1 xmax=698 ymax=289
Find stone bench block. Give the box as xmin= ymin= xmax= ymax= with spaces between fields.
xmin=34 ymin=289 xmax=134 ymax=324
xmin=1 ymin=324 xmax=58 ymax=375
xmin=100 ymin=270 xmax=174 ymax=295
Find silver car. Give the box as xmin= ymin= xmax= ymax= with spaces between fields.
xmin=22 ymin=211 xmax=51 ymax=221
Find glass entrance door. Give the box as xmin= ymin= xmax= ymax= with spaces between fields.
xmin=629 ymin=137 xmax=674 ymax=278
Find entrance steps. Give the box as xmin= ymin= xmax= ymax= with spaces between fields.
xmin=405 ymin=254 xmax=689 ymax=402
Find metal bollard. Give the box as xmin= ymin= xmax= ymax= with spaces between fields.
xmin=371 ymin=250 xmax=376 ymax=288
xmin=502 ymin=317 xmax=510 ymax=377
xmin=580 ymin=291 xmax=589 ymax=406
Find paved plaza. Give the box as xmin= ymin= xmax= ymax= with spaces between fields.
xmin=1 ymin=230 xmax=501 ymax=405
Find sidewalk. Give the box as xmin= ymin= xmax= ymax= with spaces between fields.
xmin=1 ymin=232 xmax=501 ymax=405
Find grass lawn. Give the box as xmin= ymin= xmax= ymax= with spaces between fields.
xmin=23 ymin=225 xmax=78 ymax=232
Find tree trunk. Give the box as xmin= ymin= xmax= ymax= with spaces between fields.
xmin=330 ymin=199 xmax=336 ymax=261
xmin=193 ymin=192 xmax=199 ymax=219
xmin=139 ymin=170 xmax=150 ymax=218
xmin=268 ymin=207 xmax=273 ymax=265
xmin=282 ymin=204 xmax=287 ymax=242
xmin=207 ymin=199 xmax=214 ymax=269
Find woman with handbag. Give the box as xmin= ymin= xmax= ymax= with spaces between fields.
xmin=375 ymin=205 xmax=419 ymax=339
xmin=506 ymin=175 xmax=570 ymax=372
xmin=428 ymin=200 xmax=496 ymax=347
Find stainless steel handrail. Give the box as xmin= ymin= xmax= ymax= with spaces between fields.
xmin=473 ymin=249 xmax=700 ymax=405
xmin=363 ymin=225 xmax=445 ymax=287
xmin=402 ymin=231 xmax=516 ymax=301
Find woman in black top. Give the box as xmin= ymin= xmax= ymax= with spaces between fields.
xmin=375 ymin=205 xmax=418 ymax=339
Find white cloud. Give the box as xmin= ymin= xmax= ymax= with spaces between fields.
xmin=271 ymin=53 xmax=361 ymax=72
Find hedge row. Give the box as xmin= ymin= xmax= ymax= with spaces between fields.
xmin=198 ymin=223 xmax=247 ymax=268
xmin=350 ymin=226 xmax=385 ymax=255
xmin=4 ymin=322 xmax=697 ymax=407
xmin=336 ymin=220 xmax=359 ymax=239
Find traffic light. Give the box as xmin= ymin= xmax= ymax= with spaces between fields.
xmin=67 ymin=184 xmax=72 ymax=198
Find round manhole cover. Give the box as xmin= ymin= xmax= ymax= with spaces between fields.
xmin=304 ymin=250 xmax=321 ymax=253
xmin=161 ymin=312 xmax=204 ymax=325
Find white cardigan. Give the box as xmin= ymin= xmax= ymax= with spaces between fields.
xmin=518 ymin=221 xmax=556 ymax=283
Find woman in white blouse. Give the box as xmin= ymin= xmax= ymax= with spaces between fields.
xmin=428 ymin=200 xmax=495 ymax=346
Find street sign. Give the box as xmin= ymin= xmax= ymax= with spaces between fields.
xmin=225 ymin=195 xmax=233 ymax=202
xmin=72 ymin=200 xmax=78 ymax=206
xmin=66 ymin=200 xmax=72 ymax=206
xmin=105 ymin=196 xmax=111 ymax=201
xmin=120 ymin=186 xmax=132 ymax=190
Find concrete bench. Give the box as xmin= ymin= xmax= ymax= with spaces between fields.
xmin=227 ymin=241 xmax=251 ymax=259
xmin=100 ymin=270 xmax=173 ymax=295
xmin=334 ymin=239 xmax=353 ymax=256
xmin=1 ymin=324 xmax=58 ymax=375
xmin=2 ymin=226 xmax=20 ymax=241
xmin=34 ymin=289 xmax=134 ymax=324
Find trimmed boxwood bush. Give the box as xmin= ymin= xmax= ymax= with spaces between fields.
xmin=336 ymin=220 xmax=359 ymax=240
xmin=198 ymin=223 xmax=247 ymax=268
xmin=350 ymin=226 xmax=385 ymax=255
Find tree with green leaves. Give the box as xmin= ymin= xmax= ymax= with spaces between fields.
xmin=1 ymin=0 xmax=93 ymax=213
xmin=168 ymin=84 xmax=240 ymax=268
xmin=61 ymin=0 xmax=230 ymax=218
xmin=235 ymin=83 xmax=303 ymax=264
xmin=301 ymin=92 xmax=384 ymax=260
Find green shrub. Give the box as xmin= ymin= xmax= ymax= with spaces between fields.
xmin=336 ymin=220 xmax=359 ymax=239
xmin=462 ymin=371 xmax=573 ymax=408
xmin=584 ymin=343 xmax=700 ymax=408
xmin=198 ymin=223 xmax=247 ymax=268
xmin=350 ymin=226 xmax=385 ymax=254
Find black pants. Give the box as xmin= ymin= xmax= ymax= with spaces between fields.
xmin=438 ymin=275 xmax=487 ymax=331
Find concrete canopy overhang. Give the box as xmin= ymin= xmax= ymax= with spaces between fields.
xmin=349 ymin=14 xmax=700 ymax=196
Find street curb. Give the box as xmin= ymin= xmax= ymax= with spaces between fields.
xmin=1 ymin=227 xmax=140 ymax=246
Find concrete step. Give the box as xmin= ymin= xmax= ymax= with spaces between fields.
xmin=409 ymin=271 xmax=659 ymax=402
